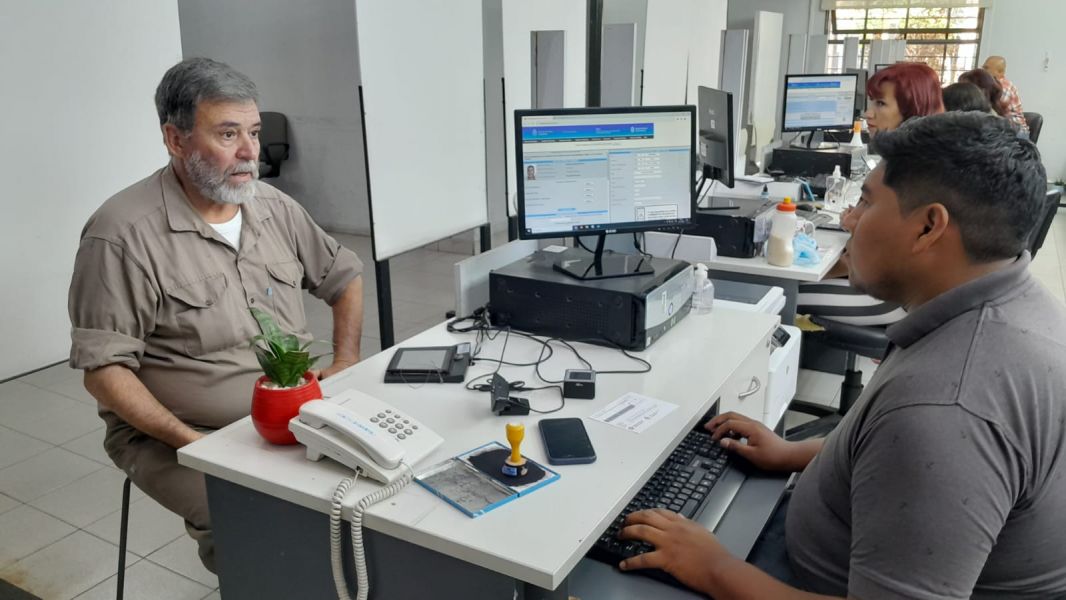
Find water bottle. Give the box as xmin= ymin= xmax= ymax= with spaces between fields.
xmin=824 ymin=165 xmax=847 ymax=211
xmin=691 ymin=263 xmax=714 ymax=314
xmin=767 ymin=197 xmax=797 ymax=267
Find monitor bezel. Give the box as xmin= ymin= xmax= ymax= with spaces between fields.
xmin=780 ymin=72 xmax=860 ymax=133
xmin=513 ymin=105 xmax=697 ymax=241
xmin=696 ymin=86 xmax=735 ymax=189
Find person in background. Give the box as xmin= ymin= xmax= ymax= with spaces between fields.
xmin=943 ymin=82 xmax=994 ymax=114
xmin=982 ymin=55 xmax=1029 ymax=134
xmin=797 ymin=62 xmax=944 ymax=327
xmin=619 ymin=111 xmax=1066 ymax=600
xmin=959 ymin=68 xmax=1010 ymax=120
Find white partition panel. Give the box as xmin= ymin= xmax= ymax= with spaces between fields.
xmin=502 ymin=0 xmax=587 ymax=216
xmin=357 ymin=0 xmax=487 ymax=260
xmin=748 ymin=11 xmax=783 ymax=158
xmin=843 ymin=37 xmax=860 ymax=70
xmin=0 ymin=2 xmax=181 ymax=379
xmin=686 ymin=0 xmax=728 ymax=104
xmin=642 ymin=1 xmax=691 ymax=105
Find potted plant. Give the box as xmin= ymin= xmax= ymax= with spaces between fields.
xmin=249 ymin=307 xmax=324 ymax=445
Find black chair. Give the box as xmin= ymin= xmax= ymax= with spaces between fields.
xmin=786 ymin=317 xmax=891 ymax=441
xmin=1023 ymin=112 xmax=1043 ymax=144
xmin=116 ymin=477 xmax=132 ymax=600
xmin=258 ymin=111 xmax=290 ymax=178
xmin=1029 ymin=187 xmax=1061 ymax=258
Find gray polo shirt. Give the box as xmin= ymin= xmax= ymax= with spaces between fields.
xmin=787 ymin=253 xmax=1066 ymax=599
xmin=68 ymin=165 xmax=363 ymax=430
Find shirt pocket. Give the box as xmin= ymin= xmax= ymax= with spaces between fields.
xmin=164 ymin=272 xmax=235 ymax=357
xmin=265 ymin=260 xmax=307 ymax=334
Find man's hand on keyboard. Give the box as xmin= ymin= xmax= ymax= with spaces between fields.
xmin=706 ymin=412 xmax=815 ymax=472
xmin=617 ymin=508 xmax=729 ymax=595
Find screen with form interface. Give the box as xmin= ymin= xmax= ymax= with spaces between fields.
xmin=783 ymin=75 xmax=858 ymax=131
xmin=519 ymin=111 xmax=692 ymax=237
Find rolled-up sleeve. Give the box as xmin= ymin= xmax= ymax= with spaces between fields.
xmin=289 ymin=202 xmax=364 ymax=305
xmin=68 ymin=237 xmax=158 ymax=371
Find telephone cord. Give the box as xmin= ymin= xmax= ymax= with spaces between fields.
xmin=347 ymin=465 xmax=415 ymax=600
xmin=329 ymin=473 xmax=359 ymax=600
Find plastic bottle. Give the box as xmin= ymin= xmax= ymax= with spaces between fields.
xmin=847 ymin=119 xmax=863 ymax=147
xmin=767 ymin=197 xmax=797 ymax=267
xmin=824 ymin=165 xmax=847 ymax=211
xmin=847 ymin=119 xmax=867 ymax=174
xmin=691 ymin=263 xmax=715 ymax=314
xmin=760 ymin=184 xmax=770 ymax=204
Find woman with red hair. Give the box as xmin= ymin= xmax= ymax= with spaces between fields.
xmin=864 ymin=62 xmax=945 ymax=136
xmin=797 ymin=62 xmax=944 ymax=326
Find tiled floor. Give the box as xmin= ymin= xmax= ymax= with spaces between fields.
xmin=2 ymin=217 xmax=1065 ymax=599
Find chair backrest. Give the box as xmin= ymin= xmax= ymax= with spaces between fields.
xmin=1024 ymin=112 xmax=1043 ymax=143
xmin=258 ymin=111 xmax=290 ymax=178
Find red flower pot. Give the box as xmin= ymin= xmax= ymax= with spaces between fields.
xmin=251 ymin=372 xmax=322 ymax=445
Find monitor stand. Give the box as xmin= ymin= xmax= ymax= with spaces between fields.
xmin=789 ymin=129 xmax=840 ymax=150
xmin=554 ymin=232 xmax=654 ymax=281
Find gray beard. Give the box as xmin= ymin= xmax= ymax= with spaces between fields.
xmin=185 ymin=152 xmax=259 ymax=205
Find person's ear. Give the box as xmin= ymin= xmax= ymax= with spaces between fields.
xmin=911 ymin=203 xmax=950 ymax=254
xmin=162 ymin=123 xmax=188 ymax=159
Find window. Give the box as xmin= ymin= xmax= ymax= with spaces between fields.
xmin=826 ymin=7 xmax=984 ymax=85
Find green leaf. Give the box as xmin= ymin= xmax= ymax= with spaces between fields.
xmin=249 ymin=307 xmax=316 ymax=387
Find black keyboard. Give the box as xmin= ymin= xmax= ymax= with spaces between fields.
xmin=588 ymin=429 xmax=731 ymax=571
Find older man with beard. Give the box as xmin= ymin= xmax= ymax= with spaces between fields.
xmin=67 ymin=58 xmax=364 ymax=572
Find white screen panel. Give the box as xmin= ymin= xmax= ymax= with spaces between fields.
xmin=0 ymin=2 xmax=181 ymax=379
xmin=686 ymin=0 xmax=728 ymax=105
xmin=748 ymin=11 xmax=783 ymax=155
xmin=502 ymin=0 xmax=587 ymax=216
xmin=642 ymin=0 xmax=691 ymax=105
xmin=357 ymin=0 xmax=487 ymax=260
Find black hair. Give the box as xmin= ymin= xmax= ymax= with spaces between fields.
xmin=870 ymin=111 xmax=1046 ymax=262
xmin=942 ymin=82 xmax=992 ymax=114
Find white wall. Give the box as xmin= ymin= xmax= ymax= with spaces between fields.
xmin=0 ymin=2 xmax=182 ymax=379
xmin=982 ymin=1 xmax=1065 ymax=181
xmin=178 ymin=0 xmax=370 ymax=234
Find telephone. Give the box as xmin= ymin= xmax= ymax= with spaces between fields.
xmin=289 ymin=389 xmax=443 ymax=483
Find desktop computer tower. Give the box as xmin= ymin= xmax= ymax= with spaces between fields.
xmin=689 ymin=197 xmax=777 ymax=258
xmin=489 ymin=252 xmax=693 ymax=351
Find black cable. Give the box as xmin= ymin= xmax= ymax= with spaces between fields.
xmin=576 ymin=237 xmax=594 ymax=253
xmin=671 ymin=229 xmax=683 ymax=259
xmin=632 ymin=232 xmax=653 ymax=260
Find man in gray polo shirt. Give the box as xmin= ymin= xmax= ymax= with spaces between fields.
xmin=68 ymin=58 xmax=364 ymax=572
xmin=617 ymin=113 xmax=1066 ymax=598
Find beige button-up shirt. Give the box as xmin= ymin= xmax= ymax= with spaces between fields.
xmin=68 ymin=165 xmax=363 ymax=429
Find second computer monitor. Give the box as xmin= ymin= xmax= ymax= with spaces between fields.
xmin=781 ymin=73 xmax=859 ymax=133
xmin=697 ymin=86 xmax=734 ymax=189
xmin=514 ymin=106 xmax=696 ymax=240
xmin=844 ymin=68 xmax=868 ymax=118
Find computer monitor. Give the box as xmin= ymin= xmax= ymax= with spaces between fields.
xmin=514 ymin=105 xmax=696 ymax=280
xmin=697 ymin=86 xmax=734 ymax=192
xmin=844 ymin=67 xmax=868 ymax=118
xmin=782 ymin=73 xmax=859 ymax=149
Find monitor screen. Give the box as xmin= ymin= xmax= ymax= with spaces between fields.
xmin=697 ymin=86 xmax=734 ymax=189
xmin=514 ymin=106 xmax=695 ymax=239
xmin=781 ymin=74 xmax=859 ymax=132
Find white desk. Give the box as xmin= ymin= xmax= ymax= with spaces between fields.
xmin=179 ymin=309 xmax=780 ymax=598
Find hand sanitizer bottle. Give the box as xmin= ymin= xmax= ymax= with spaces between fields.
xmin=691 ymin=263 xmax=714 ymax=314
xmin=767 ymin=197 xmax=797 ymax=267
xmin=824 ymin=165 xmax=847 ymax=211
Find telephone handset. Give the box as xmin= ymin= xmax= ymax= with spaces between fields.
xmin=289 ymin=390 xmax=443 ymax=483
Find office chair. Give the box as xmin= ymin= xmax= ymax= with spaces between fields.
xmin=1023 ymin=112 xmax=1043 ymax=144
xmin=258 ymin=111 xmax=290 ymax=178
xmin=786 ymin=317 xmax=890 ymax=441
xmin=1029 ymin=187 xmax=1062 ymax=259
xmin=116 ymin=477 xmax=132 ymax=600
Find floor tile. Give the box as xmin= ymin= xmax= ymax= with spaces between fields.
xmin=0 ymin=530 xmax=134 ymax=600
xmin=6 ymin=396 xmax=103 ymax=446
xmin=72 ymin=559 xmax=210 ymax=600
xmin=15 ymin=362 xmax=80 ymax=389
xmin=84 ymin=496 xmax=186 ymax=558
xmin=61 ymin=429 xmax=112 ymax=467
xmin=0 ymin=504 xmax=76 ymax=568
xmin=0 ymin=448 xmax=104 ymax=502
xmin=0 ymin=493 xmax=19 ymax=515
xmin=33 ymin=376 xmax=98 ymax=406
xmin=33 ymin=467 xmax=143 ymax=528
xmin=0 ymin=381 xmax=77 ymax=424
xmin=0 ymin=425 xmax=53 ymax=470
xmin=146 ymin=535 xmax=218 ymax=589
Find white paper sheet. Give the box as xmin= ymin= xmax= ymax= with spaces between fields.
xmin=590 ymin=393 xmax=678 ymax=434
